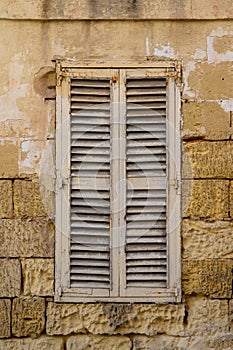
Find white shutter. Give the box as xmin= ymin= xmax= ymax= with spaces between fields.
xmin=70 ymin=76 xmax=111 ymax=292
xmin=120 ymin=73 xmax=167 ymax=296
xmin=56 ymin=63 xmax=181 ymax=302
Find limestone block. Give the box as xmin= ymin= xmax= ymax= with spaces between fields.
xmin=0 ymin=120 xmax=31 ymax=139
xmin=185 ymin=297 xmax=228 ymax=336
xmin=185 ymin=62 xmax=233 ymax=100
xmin=0 ymin=142 xmax=18 ymax=178
xmin=46 ymin=303 xmax=104 ymax=335
xmin=22 ymin=258 xmax=54 ymax=296
xmin=211 ymin=334 xmax=233 ymax=350
xmin=0 ymin=259 xmax=21 ymax=297
xmin=182 ymin=259 xmax=233 ymax=298
xmin=182 ymin=180 xmax=229 ymax=218
xmin=0 ymin=181 xmax=13 ymax=218
xmin=132 ymin=335 xmax=190 ymax=350
xmin=47 ymin=302 xmax=184 ymax=336
xmin=0 ymin=219 xmax=54 ymax=257
xmin=230 ymin=182 xmax=233 ymax=218
xmin=182 ymin=220 xmax=233 ymax=259
xmin=112 ymin=304 xmax=185 ymax=336
xmin=66 ymin=335 xmax=132 ymax=350
xmin=12 ymin=297 xmax=45 ymax=337
xmin=13 ymin=180 xmax=47 ymax=217
xmin=182 ymin=102 xmax=230 ymax=140
xmin=183 ymin=141 xmax=233 ymax=179
xmin=0 ymin=337 xmax=64 ymax=350
xmin=228 ymin=300 xmax=233 ymax=332
xmin=0 ymin=299 xmax=11 ymax=338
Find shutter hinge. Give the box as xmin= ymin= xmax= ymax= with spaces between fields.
xmin=56 ymin=170 xmax=69 ymax=191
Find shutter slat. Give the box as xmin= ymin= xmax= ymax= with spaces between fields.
xmin=70 ymin=77 xmax=111 ymax=290
xmin=126 ymin=77 xmax=168 ymax=289
xmin=127 ymin=79 xmax=166 ymax=88
xmin=127 ymin=88 xmax=166 ymax=95
xmin=71 ymin=87 xmax=110 ymax=96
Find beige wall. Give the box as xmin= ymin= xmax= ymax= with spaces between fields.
xmin=0 ymin=1 xmax=233 ymax=349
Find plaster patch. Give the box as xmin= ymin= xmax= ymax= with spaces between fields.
xmin=183 ymin=61 xmax=196 ymax=98
xmin=146 ymin=37 xmax=150 ymax=56
xmin=19 ymin=140 xmax=45 ymax=174
xmin=153 ymin=43 xmax=175 ymax=59
xmin=207 ymin=28 xmax=233 ymax=63
xmin=193 ymin=48 xmax=206 ymax=60
xmin=39 ymin=141 xmax=55 ymax=192
xmin=218 ymin=99 xmax=233 ymax=112
xmin=0 ymin=53 xmax=29 ymax=121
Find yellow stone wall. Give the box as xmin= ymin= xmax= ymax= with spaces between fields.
xmin=0 ymin=1 xmax=233 ymax=349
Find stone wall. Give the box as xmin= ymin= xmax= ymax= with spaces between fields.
xmin=0 ymin=1 xmax=233 ymax=349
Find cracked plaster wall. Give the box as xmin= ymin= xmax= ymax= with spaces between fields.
xmin=0 ymin=1 xmax=233 ymax=349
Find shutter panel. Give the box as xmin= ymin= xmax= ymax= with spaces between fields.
xmin=124 ymin=76 xmax=168 ymax=293
xmin=69 ymin=75 xmax=111 ymax=294
xmin=56 ymin=63 xmax=181 ymax=302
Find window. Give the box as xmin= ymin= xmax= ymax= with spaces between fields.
xmin=55 ymin=61 xmax=181 ymax=302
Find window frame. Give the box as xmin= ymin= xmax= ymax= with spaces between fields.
xmin=55 ymin=60 xmax=182 ymax=303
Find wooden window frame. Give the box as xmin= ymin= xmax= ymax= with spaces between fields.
xmin=55 ymin=60 xmax=181 ymax=303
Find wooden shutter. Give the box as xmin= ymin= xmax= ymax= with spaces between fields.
xmin=126 ymin=76 xmax=167 ymax=288
xmin=56 ymin=63 xmax=181 ymax=302
xmin=70 ymin=75 xmax=111 ymax=294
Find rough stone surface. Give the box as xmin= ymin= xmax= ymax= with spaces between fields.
xmin=12 ymin=298 xmax=45 ymax=337
xmin=0 ymin=337 xmax=64 ymax=350
xmin=185 ymin=297 xmax=229 ymax=336
xmin=0 ymin=219 xmax=54 ymax=257
xmin=132 ymin=335 xmax=190 ymax=350
xmin=13 ymin=180 xmax=47 ymax=218
xmin=230 ymin=181 xmax=233 ymax=218
xmin=211 ymin=334 xmax=233 ymax=350
xmin=133 ymin=334 xmax=233 ymax=350
xmin=47 ymin=303 xmax=184 ymax=336
xmin=182 ymin=259 xmax=233 ymax=298
xmin=66 ymin=335 xmax=132 ymax=350
xmin=182 ymin=102 xmax=231 ymax=140
xmin=0 ymin=181 xmax=13 ymax=218
xmin=228 ymin=300 xmax=233 ymax=332
xmin=0 ymin=299 xmax=11 ymax=338
xmin=0 ymin=142 xmax=18 ymax=177
xmin=182 ymin=180 xmax=229 ymax=218
xmin=183 ymin=141 xmax=233 ymax=178
xmin=182 ymin=220 xmax=233 ymax=259
xmin=0 ymin=259 xmax=21 ymax=297
xmin=22 ymin=258 xmax=54 ymax=296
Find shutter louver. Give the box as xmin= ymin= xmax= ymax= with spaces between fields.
xmin=70 ymin=78 xmax=111 ymax=291
xmin=126 ymin=77 xmax=167 ymax=289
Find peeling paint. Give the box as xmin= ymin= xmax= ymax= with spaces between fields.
xmin=153 ymin=43 xmax=175 ymax=58
xmin=39 ymin=141 xmax=55 ymax=192
xmin=218 ymin=99 xmax=233 ymax=112
xmin=193 ymin=48 xmax=206 ymax=61
xmin=0 ymin=53 xmax=29 ymax=121
xmin=207 ymin=28 xmax=233 ymax=63
xmin=145 ymin=37 xmax=150 ymax=56
xmin=183 ymin=61 xmax=196 ymax=98
xmin=19 ymin=140 xmax=45 ymax=174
